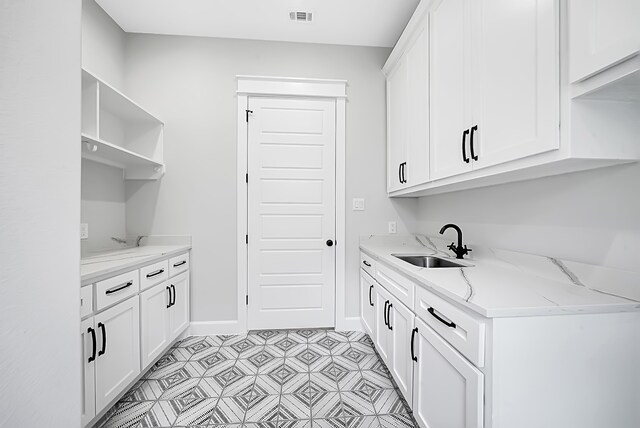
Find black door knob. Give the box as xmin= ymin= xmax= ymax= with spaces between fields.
xmin=326 ymin=240 xmax=334 ymax=247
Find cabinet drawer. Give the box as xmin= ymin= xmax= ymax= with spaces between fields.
xmin=360 ymin=251 xmax=376 ymax=278
xmin=140 ymin=260 xmax=169 ymax=291
xmin=375 ymin=262 xmax=415 ymax=311
xmin=169 ymin=252 xmax=190 ymax=277
xmin=80 ymin=285 xmax=93 ymax=318
xmin=414 ymin=286 xmax=485 ymax=367
xmin=96 ymin=271 xmax=140 ymax=311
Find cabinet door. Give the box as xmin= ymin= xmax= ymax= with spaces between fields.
xmin=94 ymin=296 xmax=141 ymax=413
xmin=412 ymin=317 xmax=483 ymax=428
xmin=169 ymin=272 xmax=190 ymax=341
xmin=360 ymin=271 xmax=376 ymax=338
xmin=388 ymin=297 xmax=415 ymax=406
xmin=569 ymin=0 xmax=640 ymax=82
xmin=374 ymin=285 xmax=393 ymax=365
xmin=429 ymin=0 xmax=473 ymax=180
xmin=140 ymin=282 xmax=170 ymax=368
xmin=387 ymin=57 xmax=408 ymax=192
xmin=81 ymin=318 xmax=96 ymax=427
xmin=470 ymin=0 xmax=559 ymax=170
xmin=405 ymin=23 xmax=430 ymax=187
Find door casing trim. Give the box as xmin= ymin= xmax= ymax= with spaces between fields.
xmin=236 ymin=75 xmax=347 ymax=333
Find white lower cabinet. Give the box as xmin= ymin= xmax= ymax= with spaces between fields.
xmin=140 ymin=283 xmax=171 ymax=368
xmin=81 ymin=318 xmax=96 ymax=426
xmin=168 ymin=272 xmax=190 ymax=339
xmin=388 ymin=297 xmax=415 ymax=405
xmin=412 ymin=317 xmax=484 ymax=428
xmin=360 ymin=271 xmax=376 ymax=337
xmin=374 ymin=284 xmax=393 ymax=365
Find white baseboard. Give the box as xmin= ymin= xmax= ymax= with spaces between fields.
xmin=189 ymin=320 xmax=244 ymax=336
xmin=336 ymin=316 xmax=363 ymax=332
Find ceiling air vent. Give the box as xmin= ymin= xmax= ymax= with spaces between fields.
xmin=290 ymin=11 xmax=313 ymax=22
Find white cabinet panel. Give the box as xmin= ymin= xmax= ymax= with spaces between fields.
xmin=375 ymin=263 xmax=415 ymax=311
xmin=95 ymin=270 xmax=139 ymax=311
xmin=413 ymin=317 xmax=484 ymax=428
xmin=388 ymin=298 xmax=415 ymax=405
xmin=94 ymin=296 xmax=140 ymax=413
xmin=140 ymin=260 xmax=168 ymax=291
xmin=387 ymin=57 xmax=408 ymax=192
xmin=169 ymin=272 xmax=190 ymax=341
xmin=169 ymin=252 xmax=190 ymax=278
xmin=360 ymin=271 xmax=376 ymax=338
xmin=569 ymin=0 xmax=640 ymax=82
xmin=81 ymin=318 xmax=96 ymax=427
xmin=375 ymin=285 xmax=393 ymax=365
xmin=140 ymin=282 xmax=171 ymax=368
xmin=81 ymin=285 xmax=93 ymax=319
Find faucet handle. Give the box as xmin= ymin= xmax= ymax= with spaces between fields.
xmin=462 ymin=245 xmax=472 ymax=255
xmin=447 ymin=242 xmax=457 ymax=252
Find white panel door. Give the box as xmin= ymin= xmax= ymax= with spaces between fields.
xmin=471 ymin=0 xmax=559 ymax=170
xmin=569 ymin=0 xmax=640 ymax=82
xmin=248 ymin=97 xmax=336 ymax=330
xmin=169 ymin=272 xmax=190 ymax=340
xmin=360 ymin=271 xmax=376 ymax=338
xmin=140 ymin=282 xmax=170 ymax=368
xmin=412 ymin=317 xmax=484 ymax=428
xmin=94 ymin=296 xmax=140 ymax=413
xmin=81 ymin=317 xmax=96 ymax=427
xmin=388 ymin=297 xmax=415 ymax=405
xmin=387 ymin=57 xmax=408 ymax=192
xmin=429 ymin=0 xmax=473 ymax=180
xmin=374 ymin=285 xmax=393 ymax=365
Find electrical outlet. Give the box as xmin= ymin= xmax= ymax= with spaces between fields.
xmin=388 ymin=221 xmax=397 ymax=234
xmin=352 ymin=198 xmax=365 ymax=211
xmin=80 ymin=223 xmax=89 ymax=240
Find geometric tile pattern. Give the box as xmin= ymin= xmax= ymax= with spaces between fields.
xmin=97 ymin=329 xmax=417 ymax=427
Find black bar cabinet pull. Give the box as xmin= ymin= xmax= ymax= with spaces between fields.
xmin=411 ymin=327 xmax=418 ymax=362
xmin=171 ymin=284 xmax=176 ymax=306
xmin=87 ymin=327 xmax=97 ymax=363
xmin=368 ymin=285 xmax=374 ymax=307
xmin=387 ymin=303 xmax=393 ymax=330
xmin=166 ymin=286 xmax=172 ymax=308
xmin=105 ymin=281 xmax=133 ymax=295
xmin=398 ymin=163 xmax=403 ymax=184
xmin=383 ymin=300 xmax=389 ymax=326
xmin=363 ymin=260 xmax=371 ymax=267
xmin=462 ymin=129 xmax=470 ymax=163
xmin=428 ymin=307 xmax=456 ymax=328
xmin=470 ymin=125 xmax=478 ymax=161
xmin=173 ymin=260 xmax=187 ymax=267
xmin=146 ymin=268 xmax=165 ymax=278
xmin=97 ymin=322 xmax=107 ymax=356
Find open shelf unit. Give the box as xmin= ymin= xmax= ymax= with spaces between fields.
xmin=81 ymin=69 xmax=165 ymax=180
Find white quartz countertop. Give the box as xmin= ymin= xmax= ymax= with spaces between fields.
xmin=360 ymin=235 xmax=640 ymax=318
xmin=81 ymin=245 xmax=191 ymax=285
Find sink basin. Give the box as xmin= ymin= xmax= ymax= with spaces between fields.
xmin=393 ymin=254 xmax=466 ymax=268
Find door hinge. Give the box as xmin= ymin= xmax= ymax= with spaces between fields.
xmin=245 ymin=173 xmax=248 ymax=183
xmin=246 ymin=109 xmax=253 ymax=122
xmin=245 ymin=234 xmax=248 ymax=244
xmin=246 ymin=294 xmax=249 ymax=305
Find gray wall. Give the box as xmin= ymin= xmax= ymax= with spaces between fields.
xmin=123 ymin=34 xmax=416 ymax=322
xmin=416 ymin=162 xmax=640 ymax=272
xmin=0 ymin=0 xmax=82 ymax=425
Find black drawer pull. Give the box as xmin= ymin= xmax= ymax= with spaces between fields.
xmin=428 ymin=307 xmax=456 ymax=328
xmin=87 ymin=327 xmax=97 ymax=363
xmin=470 ymin=125 xmax=478 ymax=161
xmin=170 ymin=284 xmax=176 ymax=306
xmin=146 ymin=268 xmax=165 ymax=278
xmin=97 ymin=322 xmax=107 ymax=356
xmin=411 ymin=327 xmax=418 ymax=362
xmin=462 ymin=129 xmax=470 ymax=163
xmin=368 ymin=285 xmax=374 ymax=307
xmin=363 ymin=260 xmax=371 ymax=267
xmin=173 ymin=260 xmax=187 ymax=267
xmin=387 ymin=303 xmax=393 ymax=330
xmin=166 ymin=286 xmax=172 ymax=308
xmin=105 ymin=281 xmax=133 ymax=295
xmin=383 ymin=300 xmax=389 ymax=326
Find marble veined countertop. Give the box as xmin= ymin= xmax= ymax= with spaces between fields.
xmin=360 ymin=235 xmax=640 ymax=318
xmin=81 ymin=244 xmax=191 ymax=285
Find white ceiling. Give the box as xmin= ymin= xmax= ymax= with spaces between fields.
xmin=95 ymin=0 xmax=420 ymax=48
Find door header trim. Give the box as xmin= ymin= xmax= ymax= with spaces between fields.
xmin=236 ymin=75 xmax=347 ymax=98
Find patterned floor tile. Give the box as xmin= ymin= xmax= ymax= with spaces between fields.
xmin=342 ymin=416 xmax=381 ymax=428
xmin=172 ymin=397 xmax=218 ymax=426
xmin=277 ymin=420 xmax=312 ymax=428
xmin=281 ymin=373 xmax=311 ymax=394
xmin=136 ymin=399 xmax=180 ymax=427
xmin=143 ymin=361 xmax=187 ymax=380
xmin=119 ymin=380 xmax=161 ymax=402
xmin=252 ymin=375 xmax=282 ymax=396
xmin=310 ymin=392 xmax=342 ymax=419
xmin=175 ymin=336 xmax=207 ymax=349
xmin=369 ymin=389 xmax=408 ymax=415
xmin=339 ymin=391 xmax=376 ymax=417
xmin=189 ymin=345 xmax=221 ymax=361
xmin=209 ymin=396 xmax=249 ymax=424
xmin=195 ymin=376 xmax=225 ymax=397
xmin=349 ymin=342 xmax=376 ymax=356
xmin=99 ymin=401 xmax=155 ymax=428
xmin=278 ymin=394 xmax=312 ymax=420
xmin=326 ymin=331 xmax=350 ymax=343
xmin=163 ymin=346 xmax=192 ymax=361
xmin=243 ymin=394 xmax=280 ymax=423
xmin=220 ymin=375 xmax=256 ymax=397
xmin=360 ymin=371 xmax=394 ymax=391
xmin=307 ymin=343 xmax=332 ymax=356
xmin=309 ymin=371 xmax=339 ymax=392
xmin=377 ymin=414 xmax=416 ymax=428
xmin=312 ymin=418 xmax=348 ymax=428
xmin=336 ymin=372 xmax=365 ymax=392
xmin=331 ymin=355 xmax=360 ymax=371
xmin=356 ymin=355 xmax=380 ymax=371
xmin=241 ymin=422 xmax=277 ymax=428
xmin=151 ymin=377 xmax=201 ymax=400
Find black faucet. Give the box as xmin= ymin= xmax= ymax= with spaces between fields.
xmin=439 ymin=223 xmax=472 ymax=259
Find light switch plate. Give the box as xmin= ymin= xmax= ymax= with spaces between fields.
xmin=80 ymin=223 xmax=89 ymax=240
xmin=352 ymin=198 xmax=365 ymax=211
xmin=388 ymin=221 xmax=397 ymax=234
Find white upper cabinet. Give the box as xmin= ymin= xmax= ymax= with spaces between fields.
xmin=569 ymin=0 xmax=640 ymax=83
xmin=471 ymin=0 xmax=559 ymax=171
xmin=385 ymin=17 xmax=430 ymax=191
xmin=430 ymin=0 xmax=559 ymax=179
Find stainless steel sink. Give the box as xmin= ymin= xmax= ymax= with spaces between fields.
xmin=393 ymin=254 xmax=466 ymax=268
